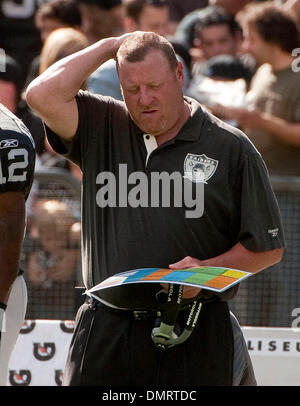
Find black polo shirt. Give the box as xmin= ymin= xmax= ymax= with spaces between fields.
xmin=45 ymin=92 xmax=285 ymax=300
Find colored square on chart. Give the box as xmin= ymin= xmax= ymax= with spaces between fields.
xmin=183 ymin=272 xmax=218 ymax=285
xmin=223 ymin=270 xmax=247 ymax=279
xmin=141 ymin=269 xmax=172 ymax=281
xmin=124 ymin=268 xmax=159 ymax=283
xmin=191 ymin=267 xmax=225 ymax=276
xmin=159 ymin=271 xmax=195 ymax=282
xmin=204 ymin=275 xmax=235 ymax=289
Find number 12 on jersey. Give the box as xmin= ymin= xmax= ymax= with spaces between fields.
xmin=0 ymin=148 xmax=29 ymax=184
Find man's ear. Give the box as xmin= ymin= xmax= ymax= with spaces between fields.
xmin=176 ymin=61 xmax=184 ymax=82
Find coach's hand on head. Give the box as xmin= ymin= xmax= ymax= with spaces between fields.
xmin=25 ymin=30 xmax=147 ymax=143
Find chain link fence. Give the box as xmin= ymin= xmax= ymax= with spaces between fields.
xmin=21 ymin=170 xmax=300 ymax=327
xmin=21 ymin=168 xmax=82 ymax=321
xmin=230 ymin=176 xmax=300 ymax=327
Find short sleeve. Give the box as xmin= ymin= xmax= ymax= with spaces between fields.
xmin=45 ymin=91 xmax=118 ymax=168
xmin=237 ymin=152 xmax=285 ymax=251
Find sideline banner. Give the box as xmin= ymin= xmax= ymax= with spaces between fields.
xmin=8 ymin=319 xmax=74 ymax=386
xmin=7 ymin=320 xmax=300 ymax=386
xmin=243 ymin=326 xmax=300 ymax=386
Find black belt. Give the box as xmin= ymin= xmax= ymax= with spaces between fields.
xmin=85 ymin=296 xmax=183 ymax=320
xmin=86 ymin=285 xmax=217 ymax=350
xmin=85 ymin=296 xmax=162 ymax=319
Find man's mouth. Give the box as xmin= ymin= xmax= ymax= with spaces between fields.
xmin=142 ymin=109 xmax=158 ymax=115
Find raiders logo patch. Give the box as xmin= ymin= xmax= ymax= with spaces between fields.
xmin=184 ymin=153 xmax=218 ymax=183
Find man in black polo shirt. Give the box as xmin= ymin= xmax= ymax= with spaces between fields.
xmin=26 ymin=31 xmax=285 ymax=386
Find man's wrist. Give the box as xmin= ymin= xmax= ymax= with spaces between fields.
xmin=97 ymin=37 xmax=122 ymax=62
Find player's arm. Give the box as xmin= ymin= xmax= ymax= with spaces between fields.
xmin=251 ymin=112 xmax=300 ymax=148
xmin=169 ymin=242 xmax=284 ymax=298
xmin=25 ymin=33 xmax=133 ymax=141
xmin=0 ymin=191 xmax=25 ymax=305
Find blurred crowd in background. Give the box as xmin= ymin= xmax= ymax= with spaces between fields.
xmin=0 ymin=0 xmax=299 ymax=322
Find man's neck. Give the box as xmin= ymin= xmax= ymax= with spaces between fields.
xmin=269 ymin=49 xmax=294 ymax=72
xmin=155 ymin=100 xmax=192 ymax=147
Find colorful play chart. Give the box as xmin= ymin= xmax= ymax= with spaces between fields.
xmin=87 ymin=266 xmax=252 ymax=295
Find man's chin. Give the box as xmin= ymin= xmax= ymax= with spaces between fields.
xmin=137 ymin=123 xmax=162 ymax=136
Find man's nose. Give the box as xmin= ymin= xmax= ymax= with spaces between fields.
xmin=242 ymin=39 xmax=251 ymax=53
xmin=139 ymin=87 xmax=153 ymax=107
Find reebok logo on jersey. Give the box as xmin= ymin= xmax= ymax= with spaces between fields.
xmin=0 ymin=139 xmax=19 ymax=149
xmin=268 ymin=228 xmax=279 ymax=237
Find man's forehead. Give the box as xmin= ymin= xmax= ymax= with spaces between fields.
xmin=201 ymin=24 xmax=233 ymax=38
xmin=118 ymin=48 xmax=171 ymax=73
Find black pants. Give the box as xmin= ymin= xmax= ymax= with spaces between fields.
xmin=62 ymin=299 xmax=235 ymax=386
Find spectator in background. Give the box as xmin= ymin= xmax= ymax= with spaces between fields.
xmin=25 ymin=0 xmax=83 ymax=88
xmin=26 ymin=199 xmax=80 ymax=319
xmin=29 ymin=27 xmax=88 ymax=180
xmin=172 ymin=5 xmax=220 ymax=55
xmin=38 ymin=27 xmax=88 ymax=78
xmin=123 ymin=0 xmax=170 ymax=37
xmin=35 ymin=0 xmax=82 ymax=42
xmin=124 ymin=0 xmax=192 ymax=73
xmin=0 ymin=53 xmax=23 ymax=114
xmin=187 ymin=54 xmax=253 ymax=127
xmin=77 ymin=0 xmax=124 ymax=44
xmin=0 ymin=0 xmax=43 ymax=88
xmin=214 ymin=2 xmax=300 ymax=177
xmin=209 ymin=0 xmax=253 ymax=17
xmin=88 ymin=0 xmax=191 ymax=98
xmin=172 ymin=1 xmax=254 ymax=67
xmin=186 ymin=6 xmax=254 ymax=107
xmin=191 ymin=6 xmax=242 ymax=69
xmin=168 ymin=0 xmax=209 ymax=34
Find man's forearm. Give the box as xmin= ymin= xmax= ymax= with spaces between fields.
xmin=26 ymin=37 xmax=119 ymax=108
xmin=201 ymin=242 xmax=283 ymax=274
xmin=168 ymin=242 xmax=283 ymax=298
xmin=170 ymin=242 xmax=283 ymax=274
xmin=26 ymin=35 xmax=129 ymax=139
